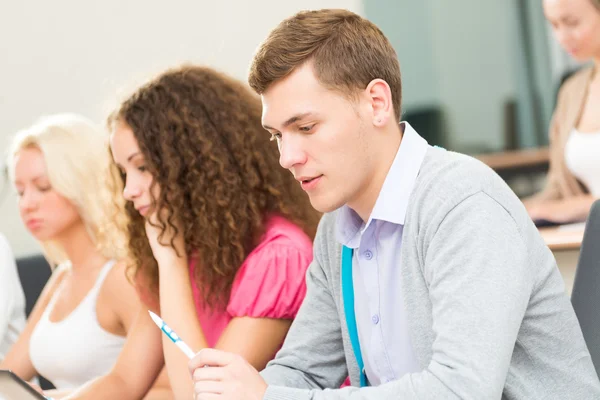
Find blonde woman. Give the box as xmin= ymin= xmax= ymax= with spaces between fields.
xmin=0 ymin=114 xmax=144 ymax=397
xmin=526 ymin=0 xmax=600 ymax=223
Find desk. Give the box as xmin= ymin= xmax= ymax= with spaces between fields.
xmin=539 ymin=223 xmax=585 ymax=295
xmin=539 ymin=223 xmax=585 ymax=251
xmin=475 ymin=147 xmax=549 ymax=172
xmin=475 ymin=148 xmax=550 ymax=198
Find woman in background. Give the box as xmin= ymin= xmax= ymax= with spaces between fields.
xmin=66 ymin=65 xmax=320 ymax=400
xmin=0 ymin=114 xmax=149 ymax=397
xmin=526 ymin=0 xmax=600 ymax=223
xmin=0 ymin=233 xmax=26 ymax=362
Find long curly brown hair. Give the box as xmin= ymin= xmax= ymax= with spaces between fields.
xmin=108 ymin=65 xmax=320 ymax=310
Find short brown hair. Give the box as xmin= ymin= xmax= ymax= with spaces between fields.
xmin=249 ymin=9 xmax=402 ymax=120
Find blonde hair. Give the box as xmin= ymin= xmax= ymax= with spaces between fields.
xmin=7 ymin=113 xmax=126 ymax=267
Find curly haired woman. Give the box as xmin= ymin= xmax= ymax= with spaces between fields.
xmin=65 ymin=65 xmax=320 ymax=400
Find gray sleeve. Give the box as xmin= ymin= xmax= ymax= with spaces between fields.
xmin=260 ymin=236 xmax=348 ymax=392
xmin=263 ymin=192 xmax=533 ymax=400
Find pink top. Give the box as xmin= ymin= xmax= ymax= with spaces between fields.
xmin=188 ymin=215 xmax=313 ymax=347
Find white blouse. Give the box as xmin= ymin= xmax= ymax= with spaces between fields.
xmin=564 ymin=128 xmax=600 ymax=197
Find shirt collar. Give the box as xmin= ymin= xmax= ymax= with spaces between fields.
xmin=336 ymin=121 xmax=429 ymax=246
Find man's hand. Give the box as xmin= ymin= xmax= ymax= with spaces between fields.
xmin=189 ymin=348 xmax=267 ymax=400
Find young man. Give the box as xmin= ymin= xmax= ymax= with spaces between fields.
xmin=189 ymin=9 xmax=600 ymax=400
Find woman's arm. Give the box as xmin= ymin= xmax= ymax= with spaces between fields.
xmin=0 ymin=236 xmax=21 ymax=353
xmin=103 ymin=261 xmax=140 ymax=333
xmin=148 ymin=218 xmax=309 ymax=399
xmin=215 ymin=317 xmax=292 ymax=370
xmin=157 ymin=258 xmax=206 ymax=400
xmin=102 ymin=261 xmax=173 ymax=395
xmin=158 ymin=263 xmax=295 ymax=399
xmin=527 ymin=194 xmax=596 ymax=223
xmin=524 ymin=79 xmax=572 ymax=206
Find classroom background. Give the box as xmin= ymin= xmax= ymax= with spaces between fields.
xmin=0 ymin=0 xmax=587 ymax=286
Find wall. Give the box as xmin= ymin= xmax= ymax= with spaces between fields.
xmin=0 ymin=0 xmax=363 ymax=256
xmin=366 ymin=0 xmax=526 ymax=152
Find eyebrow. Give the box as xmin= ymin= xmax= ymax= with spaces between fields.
xmin=115 ymin=152 xmax=142 ymax=170
xmin=127 ymin=152 xmax=141 ymax=162
xmin=561 ymin=15 xmax=577 ymax=21
xmin=14 ymin=175 xmax=48 ymax=186
xmin=263 ymin=112 xmax=312 ymax=131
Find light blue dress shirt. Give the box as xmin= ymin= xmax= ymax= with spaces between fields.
xmin=336 ymin=122 xmax=429 ymax=385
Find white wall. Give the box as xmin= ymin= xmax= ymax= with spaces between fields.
xmin=425 ymin=0 xmax=517 ymax=152
xmin=0 ymin=0 xmax=362 ymax=257
xmin=364 ymin=0 xmax=441 ymax=110
xmin=364 ymin=0 xmax=518 ymax=153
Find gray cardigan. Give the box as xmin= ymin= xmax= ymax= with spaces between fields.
xmin=261 ymin=147 xmax=600 ymax=399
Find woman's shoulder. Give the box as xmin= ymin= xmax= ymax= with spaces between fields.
xmin=51 ymin=261 xmax=71 ymax=284
xmin=256 ymin=215 xmax=314 ymax=254
xmin=101 ymin=259 xmax=138 ymax=298
xmin=227 ymin=216 xmax=314 ymax=319
xmin=559 ymin=66 xmax=594 ymax=99
xmin=234 ymin=216 xmax=314 ymax=287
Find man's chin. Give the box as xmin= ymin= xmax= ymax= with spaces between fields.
xmin=309 ymin=195 xmax=345 ymax=214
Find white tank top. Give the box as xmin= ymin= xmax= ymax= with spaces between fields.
xmin=564 ymin=129 xmax=600 ymax=197
xmin=29 ymin=260 xmax=127 ymax=389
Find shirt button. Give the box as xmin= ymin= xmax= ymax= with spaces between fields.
xmin=372 ymin=314 xmax=379 ymax=324
xmin=364 ymin=250 xmax=373 ymax=260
